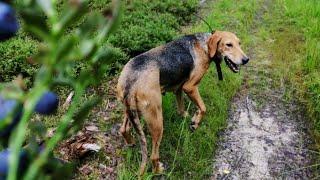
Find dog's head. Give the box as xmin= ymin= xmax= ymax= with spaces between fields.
xmin=208 ymin=31 xmax=249 ymax=73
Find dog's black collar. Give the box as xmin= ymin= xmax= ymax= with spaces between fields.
xmin=211 ymin=38 xmax=223 ymax=81
xmin=211 ymin=56 xmax=223 ymax=81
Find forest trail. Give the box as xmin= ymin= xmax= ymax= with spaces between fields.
xmin=212 ymin=0 xmax=316 ymax=179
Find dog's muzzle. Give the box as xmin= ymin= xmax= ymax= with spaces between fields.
xmin=224 ymin=56 xmax=240 ymax=73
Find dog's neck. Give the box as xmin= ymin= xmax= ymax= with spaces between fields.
xmin=196 ymin=33 xmax=211 ymax=55
xmin=195 ymin=33 xmax=224 ymax=81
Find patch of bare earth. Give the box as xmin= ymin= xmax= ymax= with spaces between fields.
xmin=54 ymin=77 xmax=125 ymax=180
xmin=212 ymin=0 xmax=316 ymax=179
xmin=212 ymin=93 xmax=314 ymax=179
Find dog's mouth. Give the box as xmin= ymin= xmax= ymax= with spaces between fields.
xmin=224 ymin=56 xmax=240 ymax=73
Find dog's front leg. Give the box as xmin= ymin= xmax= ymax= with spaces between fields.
xmin=175 ymin=88 xmax=189 ymax=118
xmin=183 ymin=86 xmax=206 ymax=131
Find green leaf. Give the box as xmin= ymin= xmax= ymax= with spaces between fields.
xmin=80 ymin=39 xmax=97 ymax=59
xmin=104 ymin=1 xmax=123 ymax=36
xmin=55 ymin=36 xmax=76 ymax=62
xmin=29 ymin=120 xmax=47 ymax=139
xmin=77 ymin=12 xmax=105 ymax=38
xmin=54 ymin=0 xmax=88 ymax=35
xmin=96 ymin=0 xmax=122 ymax=42
xmin=20 ymin=8 xmax=50 ymax=40
xmin=77 ymin=69 xmax=94 ymax=86
xmin=91 ymin=46 xmax=114 ymax=64
xmin=36 ymin=0 xmax=54 ymax=18
xmin=0 ymin=83 xmax=24 ymax=100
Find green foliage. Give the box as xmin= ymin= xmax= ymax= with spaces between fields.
xmin=0 ymin=0 xmax=198 ymax=82
xmin=107 ymin=0 xmax=198 ymax=56
xmin=0 ymin=0 xmax=121 ymax=179
xmin=108 ymin=12 xmax=177 ymax=55
xmin=0 ymin=34 xmax=38 ymax=82
xmin=278 ymin=0 xmax=320 ymax=142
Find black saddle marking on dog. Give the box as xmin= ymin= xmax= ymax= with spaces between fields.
xmin=158 ymin=35 xmax=196 ymax=89
xmin=123 ymin=74 xmax=137 ymax=101
xmin=130 ymin=54 xmax=152 ymax=71
xmin=126 ymin=34 xmax=201 ymax=93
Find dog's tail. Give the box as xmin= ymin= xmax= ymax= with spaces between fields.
xmin=124 ymin=95 xmax=148 ymax=176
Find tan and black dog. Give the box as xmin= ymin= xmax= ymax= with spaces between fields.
xmin=117 ymin=31 xmax=249 ymax=175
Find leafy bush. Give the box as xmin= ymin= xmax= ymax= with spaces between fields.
xmin=0 ymin=35 xmax=38 ymax=82
xmin=108 ymin=12 xmax=178 ymax=55
xmin=0 ymin=0 xmax=198 ymax=82
xmin=108 ymin=0 xmax=198 ymax=56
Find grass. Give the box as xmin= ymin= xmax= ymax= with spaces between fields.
xmin=245 ymin=0 xmax=320 ymax=175
xmin=275 ymin=0 xmax=320 ymax=173
xmin=117 ymin=0 xmax=261 ymax=179
xmin=266 ymin=0 xmax=320 ymax=152
xmin=278 ymin=0 xmax=320 ymax=146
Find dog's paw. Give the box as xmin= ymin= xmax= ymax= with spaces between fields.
xmin=189 ymin=121 xmax=198 ymax=132
xmin=153 ymin=162 xmax=165 ymax=174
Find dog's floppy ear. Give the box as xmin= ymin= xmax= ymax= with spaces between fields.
xmin=208 ymin=32 xmax=221 ymax=58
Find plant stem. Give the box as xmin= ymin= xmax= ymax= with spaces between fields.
xmin=8 ymin=66 xmax=53 ymax=180
xmin=8 ymin=85 xmax=47 ymax=180
xmin=96 ymin=0 xmax=120 ymax=44
xmin=23 ymin=86 xmax=84 ymax=180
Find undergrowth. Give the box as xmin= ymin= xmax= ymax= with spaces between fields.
xmin=266 ymin=0 xmax=320 ymax=154
xmin=0 ymin=0 xmax=199 ymax=82
xmin=277 ymin=0 xmax=320 ymax=146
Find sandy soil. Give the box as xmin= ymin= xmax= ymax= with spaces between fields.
xmin=212 ymin=94 xmax=314 ymax=179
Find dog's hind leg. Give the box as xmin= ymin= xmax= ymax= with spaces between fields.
xmin=138 ymin=90 xmax=164 ymax=174
xmin=119 ymin=109 xmax=135 ymax=146
xmin=145 ymin=106 xmax=164 ymax=173
xmin=183 ymin=86 xmax=206 ymax=131
xmin=175 ymin=88 xmax=189 ymax=118
xmin=127 ymin=109 xmax=148 ymax=176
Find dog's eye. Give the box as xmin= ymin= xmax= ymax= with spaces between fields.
xmin=226 ymin=43 xmax=233 ymax=47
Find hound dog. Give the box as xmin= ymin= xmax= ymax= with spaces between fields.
xmin=117 ymin=31 xmax=249 ymax=175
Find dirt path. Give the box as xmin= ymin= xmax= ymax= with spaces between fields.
xmin=212 ymin=1 xmax=315 ymax=179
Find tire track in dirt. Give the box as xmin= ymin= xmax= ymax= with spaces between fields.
xmin=212 ymin=0 xmax=316 ymax=179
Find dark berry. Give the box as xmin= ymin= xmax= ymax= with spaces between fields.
xmin=35 ymin=91 xmax=59 ymax=115
xmin=0 ymin=2 xmax=19 ymax=41
xmin=0 ymin=96 xmax=22 ymax=138
xmin=0 ymin=149 xmax=28 ymax=179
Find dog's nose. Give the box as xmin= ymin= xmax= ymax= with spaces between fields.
xmin=242 ymin=57 xmax=249 ymax=65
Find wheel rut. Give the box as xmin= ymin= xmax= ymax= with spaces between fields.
xmin=212 ymin=0 xmax=316 ymax=179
